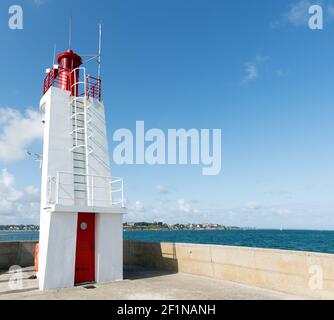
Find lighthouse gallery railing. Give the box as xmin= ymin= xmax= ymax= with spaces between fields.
xmin=43 ymin=67 xmax=102 ymax=100
xmin=47 ymin=172 xmax=125 ymax=208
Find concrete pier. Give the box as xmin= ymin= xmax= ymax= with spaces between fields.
xmin=0 ymin=240 xmax=334 ymax=300
xmin=0 ymin=266 xmax=304 ymax=300
xmin=0 ymin=241 xmax=37 ymax=270
xmin=124 ymin=241 xmax=334 ymax=300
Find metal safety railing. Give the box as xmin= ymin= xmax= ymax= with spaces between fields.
xmin=47 ymin=172 xmax=125 ymax=208
xmin=86 ymin=75 xmax=102 ymax=100
xmin=43 ymin=66 xmax=102 ymax=100
xmin=43 ymin=67 xmax=69 ymax=94
xmin=70 ymin=67 xmax=86 ymax=98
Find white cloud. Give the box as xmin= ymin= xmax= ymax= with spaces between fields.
xmin=0 ymin=169 xmax=40 ymax=224
xmin=270 ymin=207 xmax=291 ymax=217
xmin=271 ymin=0 xmax=311 ymax=28
xmin=276 ymin=69 xmax=290 ymax=77
xmin=271 ymin=0 xmax=334 ymax=28
xmin=130 ymin=201 xmax=145 ymax=212
xmin=24 ymin=185 xmax=40 ymax=201
xmin=32 ymin=0 xmax=47 ymax=6
xmin=125 ymin=197 xmax=202 ymax=224
xmin=287 ymin=0 xmax=312 ymax=26
xmin=2 ymin=169 xmax=15 ymax=188
xmin=247 ymin=201 xmax=260 ymax=210
xmin=328 ymin=0 xmax=334 ymax=18
xmin=255 ymin=54 xmax=269 ymax=64
xmin=206 ymin=202 xmax=334 ymax=230
xmin=0 ymin=108 xmax=43 ymax=163
xmin=156 ymin=185 xmax=169 ymax=194
xmin=242 ymin=63 xmax=258 ymax=83
xmin=125 ymin=195 xmax=334 ymax=229
xmin=178 ymin=199 xmax=191 ymax=213
xmin=242 ymin=55 xmax=268 ymax=84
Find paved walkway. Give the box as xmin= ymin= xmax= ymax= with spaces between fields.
xmin=0 ymin=267 xmax=306 ymax=300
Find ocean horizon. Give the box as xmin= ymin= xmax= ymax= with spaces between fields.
xmin=1 ymin=229 xmax=334 ymax=255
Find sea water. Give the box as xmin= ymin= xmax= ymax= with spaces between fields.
xmin=1 ymin=229 xmax=334 ymax=254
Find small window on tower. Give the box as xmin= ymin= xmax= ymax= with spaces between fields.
xmin=40 ymin=103 xmax=46 ymax=113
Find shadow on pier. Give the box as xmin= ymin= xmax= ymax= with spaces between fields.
xmin=123 ymin=241 xmax=179 ymax=280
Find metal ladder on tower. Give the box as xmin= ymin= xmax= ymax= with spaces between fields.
xmin=70 ymin=95 xmax=92 ymax=205
xmin=69 ymin=66 xmax=111 ymax=206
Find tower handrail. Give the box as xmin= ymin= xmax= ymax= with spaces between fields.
xmin=43 ymin=66 xmax=102 ymax=100
xmin=71 ymin=67 xmax=87 ymax=98
xmin=46 ymin=172 xmax=125 ymax=208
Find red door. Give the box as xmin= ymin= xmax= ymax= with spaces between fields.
xmin=75 ymin=213 xmax=95 ymax=285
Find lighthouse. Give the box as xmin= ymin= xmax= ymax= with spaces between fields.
xmin=38 ymin=45 xmax=126 ymax=290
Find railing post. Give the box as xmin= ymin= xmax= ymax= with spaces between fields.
xmin=47 ymin=177 xmax=51 ymax=204
xmin=121 ymin=179 xmax=125 ymax=208
xmin=86 ymin=75 xmax=89 ymax=98
xmin=109 ymin=180 xmax=113 ymax=206
xmin=56 ymin=172 xmax=60 ymax=205
xmin=91 ymin=175 xmax=94 ymax=207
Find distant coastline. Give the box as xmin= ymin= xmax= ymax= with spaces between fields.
xmin=123 ymin=222 xmax=244 ymax=231
xmin=0 ymin=225 xmax=39 ymax=232
xmin=0 ymin=223 xmax=244 ymax=232
xmin=1 ymin=224 xmax=333 ymax=232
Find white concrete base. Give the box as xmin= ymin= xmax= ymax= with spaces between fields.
xmin=96 ymin=213 xmax=124 ymax=283
xmin=39 ymin=211 xmax=78 ymax=291
xmin=38 ymin=211 xmax=124 ymax=291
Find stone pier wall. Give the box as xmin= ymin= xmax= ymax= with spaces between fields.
xmin=1 ymin=240 xmax=334 ymax=299
xmin=0 ymin=241 xmax=38 ymax=270
xmin=124 ymin=240 xmax=334 ymax=300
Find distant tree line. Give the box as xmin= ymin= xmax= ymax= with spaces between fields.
xmin=0 ymin=225 xmax=40 ymax=231
xmin=0 ymin=223 xmax=242 ymax=232
xmin=123 ymin=222 xmax=241 ymax=231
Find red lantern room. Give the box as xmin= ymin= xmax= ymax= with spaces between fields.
xmin=56 ymin=49 xmax=83 ymax=96
xmin=43 ymin=48 xmax=102 ymax=100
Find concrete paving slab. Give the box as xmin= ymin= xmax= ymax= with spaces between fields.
xmin=0 ymin=266 xmax=308 ymax=300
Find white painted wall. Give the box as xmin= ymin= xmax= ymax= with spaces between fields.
xmin=40 ymin=87 xmax=74 ymax=206
xmin=39 ymin=87 xmax=76 ymax=290
xmin=87 ymin=98 xmax=113 ymax=207
xmin=88 ymin=98 xmax=110 ymax=176
xmin=40 ymin=212 xmax=78 ymax=290
xmin=95 ymin=213 xmax=123 ymax=283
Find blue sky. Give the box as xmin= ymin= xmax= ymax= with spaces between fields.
xmin=0 ymin=0 xmax=334 ymax=229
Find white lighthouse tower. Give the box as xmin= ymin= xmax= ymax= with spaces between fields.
xmin=38 ymin=44 xmax=126 ymax=290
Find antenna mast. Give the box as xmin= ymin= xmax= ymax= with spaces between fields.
xmin=69 ymin=16 xmax=72 ymax=49
xmin=98 ymin=23 xmax=103 ymax=80
xmin=78 ymin=23 xmax=103 ymax=79
xmin=52 ymin=44 xmax=57 ymax=65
